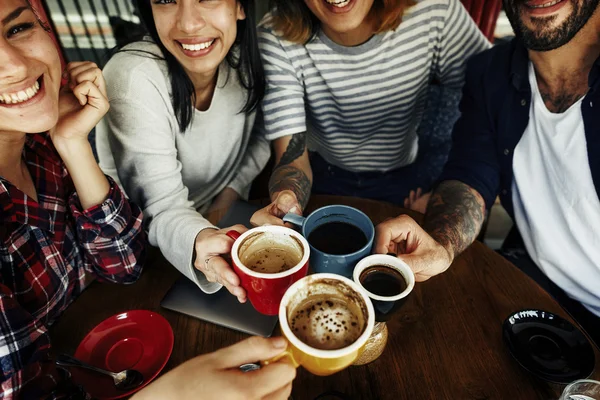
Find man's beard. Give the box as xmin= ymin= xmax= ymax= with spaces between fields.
xmin=504 ymin=0 xmax=600 ymax=51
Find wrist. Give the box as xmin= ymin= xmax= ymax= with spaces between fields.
xmin=52 ymin=137 xmax=93 ymax=160
xmin=195 ymin=227 xmax=218 ymax=244
xmin=432 ymin=238 xmax=455 ymax=265
xmin=220 ymin=187 xmax=240 ymax=201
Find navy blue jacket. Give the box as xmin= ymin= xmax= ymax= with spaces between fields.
xmin=439 ymin=38 xmax=600 ymax=218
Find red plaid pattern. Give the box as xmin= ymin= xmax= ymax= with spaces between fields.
xmin=0 ymin=134 xmax=146 ymax=399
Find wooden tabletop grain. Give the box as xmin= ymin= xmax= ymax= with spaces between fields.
xmin=50 ymin=195 xmax=599 ymax=400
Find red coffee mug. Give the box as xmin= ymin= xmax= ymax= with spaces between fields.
xmin=226 ymin=226 xmax=310 ymax=316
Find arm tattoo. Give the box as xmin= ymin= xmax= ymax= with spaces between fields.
xmin=269 ymin=166 xmax=311 ymax=210
xmin=276 ymin=132 xmax=306 ymax=168
xmin=269 ymin=132 xmax=311 ymax=210
xmin=423 ymin=180 xmax=486 ymax=259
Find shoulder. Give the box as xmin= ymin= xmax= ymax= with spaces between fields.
xmin=102 ymin=40 xmax=171 ymax=100
xmin=402 ymin=0 xmax=454 ymax=18
xmin=390 ymin=0 xmax=460 ymax=40
xmin=466 ymin=39 xmax=517 ymax=80
xmin=401 ymin=0 xmax=478 ymax=27
xmin=257 ymin=13 xmax=306 ymax=53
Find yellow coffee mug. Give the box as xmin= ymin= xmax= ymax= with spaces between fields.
xmin=264 ymin=273 xmax=375 ymax=376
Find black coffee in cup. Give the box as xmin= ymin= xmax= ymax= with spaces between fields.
xmin=359 ymin=265 xmax=407 ymax=297
xmin=308 ymin=222 xmax=368 ymax=255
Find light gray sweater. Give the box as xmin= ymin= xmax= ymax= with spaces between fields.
xmin=96 ymin=41 xmax=270 ymax=293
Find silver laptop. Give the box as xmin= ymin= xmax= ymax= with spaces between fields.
xmin=160 ymin=201 xmax=278 ymax=337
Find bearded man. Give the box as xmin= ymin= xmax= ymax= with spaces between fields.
xmin=373 ymin=0 xmax=600 ymax=344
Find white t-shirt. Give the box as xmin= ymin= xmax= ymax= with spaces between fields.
xmin=512 ymin=62 xmax=600 ymax=317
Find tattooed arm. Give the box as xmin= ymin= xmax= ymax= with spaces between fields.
xmin=250 ymin=133 xmax=313 ymax=226
xmin=423 ymin=180 xmax=486 ymax=260
xmin=268 ymin=133 xmax=313 ymax=210
xmin=374 ymin=180 xmax=486 ymax=281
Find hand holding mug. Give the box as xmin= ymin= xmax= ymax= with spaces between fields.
xmin=132 ymin=336 xmax=296 ymax=400
xmin=226 ymin=226 xmax=310 ymax=315
xmin=250 ymin=190 xmax=302 ymax=227
xmin=267 ymin=273 xmax=375 ymax=376
xmin=194 ymin=225 xmax=248 ymax=303
xmin=374 ymin=215 xmax=452 ymax=282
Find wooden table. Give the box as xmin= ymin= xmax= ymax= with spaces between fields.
xmin=51 ymin=195 xmax=600 ymax=399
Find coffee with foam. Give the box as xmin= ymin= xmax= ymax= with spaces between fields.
xmin=285 ymin=278 xmax=367 ymax=351
xmin=290 ymin=298 xmax=363 ymax=350
xmin=238 ymin=231 xmax=304 ymax=274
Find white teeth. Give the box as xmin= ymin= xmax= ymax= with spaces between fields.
xmin=530 ymin=0 xmax=561 ymax=8
xmin=0 ymin=80 xmax=40 ymax=105
xmin=326 ymin=0 xmax=350 ymax=6
xmin=180 ymin=40 xmax=215 ymax=52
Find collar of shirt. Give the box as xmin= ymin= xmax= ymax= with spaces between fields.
xmin=510 ymin=39 xmax=600 ymax=93
xmin=0 ymin=134 xmax=65 ymax=233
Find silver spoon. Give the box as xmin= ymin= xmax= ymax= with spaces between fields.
xmin=56 ymin=354 xmax=144 ymax=391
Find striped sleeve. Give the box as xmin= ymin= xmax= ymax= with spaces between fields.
xmin=435 ymin=0 xmax=491 ymax=89
xmin=258 ymin=26 xmax=307 ymax=141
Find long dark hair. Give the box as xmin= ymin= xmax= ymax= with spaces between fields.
xmin=126 ymin=0 xmax=264 ymax=133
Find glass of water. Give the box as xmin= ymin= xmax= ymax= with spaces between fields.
xmin=560 ymin=380 xmax=600 ymax=400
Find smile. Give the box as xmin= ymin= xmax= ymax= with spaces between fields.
xmin=526 ymin=0 xmax=564 ymax=8
xmin=178 ymin=39 xmax=215 ymax=52
xmin=325 ymin=0 xmax=351 ymax=7
xmin=0 ymin=78 xmax=41 ymax=105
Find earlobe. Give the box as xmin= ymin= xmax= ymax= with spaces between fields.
xmin=237 ymin=2 xmax=246 ymax=21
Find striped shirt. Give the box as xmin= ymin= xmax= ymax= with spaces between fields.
xmin=258 ymin=0 xmax=490 ymax=172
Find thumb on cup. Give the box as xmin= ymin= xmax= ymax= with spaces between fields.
xmin=274 ymin=191 xmax=302 ymax=216
xmin=216 ymin=336 xmax=289 ymax=369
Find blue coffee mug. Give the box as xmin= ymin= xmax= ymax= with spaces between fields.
xmin=283 ymin=205 xmax=374 ymax=278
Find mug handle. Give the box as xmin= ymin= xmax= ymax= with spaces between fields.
xmin=283 ymin=213 xmax=306 ymax=227
xmin=261 ymin=344 xmax=300 ymax=368
xmin=226 ymin=230 xmax=242 ymax=241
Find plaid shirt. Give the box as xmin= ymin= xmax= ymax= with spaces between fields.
xmin=0 ymin=134 xmax=146 ymax=399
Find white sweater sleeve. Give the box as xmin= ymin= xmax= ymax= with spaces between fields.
xmin=101 ymin=62 xmax=222 ymax=294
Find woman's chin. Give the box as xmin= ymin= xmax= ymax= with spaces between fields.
xmin=21 ymin=114 xmax=59 ymax=134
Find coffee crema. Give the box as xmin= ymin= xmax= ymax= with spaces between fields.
xmin=238 ymin=231 xmax=304 ymax=274
xmin=307 ymin=221 xmax=368 ymax=255
xmin=289 ymin=297 xmax=363 ymax=351
xmin=359 ymin=265 xmax=407 ymax=297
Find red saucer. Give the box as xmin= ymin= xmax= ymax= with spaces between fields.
xmin=69 ymin=310 xmax=174 ymax=399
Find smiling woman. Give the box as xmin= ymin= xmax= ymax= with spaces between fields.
xmin=250 ymin=0 xmax=491 ymax=227
xmin=95 ymin=0 xmax=270 ymax=303
xmin=0 ymin=0 xmax=147 ymax=397
xmin=0 ymin=3 xmax=62 ymax=136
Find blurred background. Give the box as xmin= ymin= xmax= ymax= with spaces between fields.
xmin=40 ymin=0 xmax=512 ymax=68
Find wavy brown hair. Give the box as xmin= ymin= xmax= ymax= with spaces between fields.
xmin=269 ymin=0 xmax=416 ymax=44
